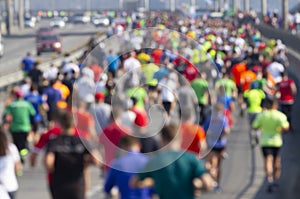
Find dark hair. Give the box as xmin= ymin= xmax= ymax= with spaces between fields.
xmin=161 ymin=123 xmax=178 ymax=143
xmin=59 ymin=110 xmax=74 ymax=130
xmin=118 ymin=135 xmax=140 ymax=150
xmin=0 ymin=128 xmax=8 ymax=156
xmin=263 ymin=98 xmax=278 ymax=109
xmin=30 ymin=83 xmax=39 ymax=92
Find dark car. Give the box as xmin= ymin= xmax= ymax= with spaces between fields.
xmin=37 ymin=27 xmax=54 ymax=35
xmin=36 ymin=33 xmax=62 ymax=56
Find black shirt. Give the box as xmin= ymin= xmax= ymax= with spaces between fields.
xmin=46 ymin=135 xmax=93 ymax=185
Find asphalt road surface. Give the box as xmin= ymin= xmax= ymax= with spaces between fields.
xmin=3 ymin=29 xmax=300 ymax=199
xmin=0 ymin=20 xmax=102 ymax=76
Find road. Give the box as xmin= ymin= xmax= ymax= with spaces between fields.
xmin=3 ymin=27 xmax=300 ymax=199
xmin=0 ymin=20 xmax=102 ymax=76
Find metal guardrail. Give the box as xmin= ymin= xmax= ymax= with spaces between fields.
xmin=0 ymin=30 xmax=107 ymax=91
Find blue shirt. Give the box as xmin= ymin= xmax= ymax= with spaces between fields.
xmin=22 ymin=57 xmax=35 ymax=73
xmin=217 ymin=94 xmax=233 ymax=110
xmin=104 ymin=152 xmax=151 ymax=199
xmin=25 ymin=92 xmax=44 ymax=122
xmin=43 ymin=86 xmax=61 ymax=111
xmin=106 ymin=55 xmax=119 ymax=71
xmin=203 ymin=113 xmax=229 ymax=149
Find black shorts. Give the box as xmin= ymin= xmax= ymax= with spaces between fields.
xmin=261 ymin=147 xmax=281 ymax=158
xmin=162 ymin=101 xmax=172 ymax=115
xmin=31 ymin=121 xmax=39 ymax=133
xmin=212 ymin=147 xmax=226 ymax=153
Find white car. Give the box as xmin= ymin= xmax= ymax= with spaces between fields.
xmin=24 ymin=19 xmax=36 ymax=28
xmin=92 ymin=15 xmax=110 ymax=27
xmin=50 ymin=18 xmax=66 ymax=28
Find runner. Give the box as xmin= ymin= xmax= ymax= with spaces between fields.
xmin=131 ymin=124 xmax=214 ymax=198
xmin=104 ymin=135 xmax=152 ymax=199
xmin=0 ymin=128 xmax=22 ymax=199
xmin=276 ymin=71 xmax=297 ymax=131
xmin=203 ymin=103 xmax=230 ymax=192
xmin=252 ymin=98 xmax=289 ymax=193
xmin=191 ymin=72 xmax=210 ymax=125
xmin=243 ymin=82 xmax=266 ymax=145
xmin=4 ymin=89 xmax=36 ymax=163
xmin=180 ymin=107 xmax=207 ymax=158
xmin=20 ymin=52 xmax=35 ymax=75
xmin=44 ymin=111 xmax=101 ymax=199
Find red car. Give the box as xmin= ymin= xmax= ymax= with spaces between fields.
xmin=36 ymin=33 xmax=62 ymax=56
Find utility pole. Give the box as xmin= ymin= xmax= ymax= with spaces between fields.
xmin=244 ymin=0 xmax=249 ymax=12
xmin=170 ymin=0 xmax=175 ymax=12
xmin=219 ymin=0 xmax=223 ymax=12
xmin=261 ymin=0 xmax=267 ymax=17
xmin=18 ymin=0 xmax=24 ymax=30
xmin=119 ymin=0 xmax=123 ymax=11
xmin=282 ymin=0 xmax=289 ymax=29
xmin=190 ymin=0 xmax=196 ymax=8
xmin=233 ymin=0 xmax=239 ymax=14
xmin=214 ymin=0 xmax=219 ymax=12
xmin=5 ymin=0 xmax=13 ymax=35
xmin=145 ymin=0 xmax=149 ymax=11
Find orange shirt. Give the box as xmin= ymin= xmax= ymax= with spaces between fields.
xmin=74 ymin=110 xmax=94 ymax=140
xmin=53 ymin=82 xmax=70 ymax=109
xmin=240 ymin=70 xmax=257 ymax=91
xmin=230 ymin=63 xmax=247 ymax=86
xmin=180 ymin=122 xmax=206 ymax=156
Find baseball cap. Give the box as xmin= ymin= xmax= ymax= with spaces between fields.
xmin=15 ymin=90 xmax=23 ymax=98
xmin=95 ymin=92 xmax=105 ymax=100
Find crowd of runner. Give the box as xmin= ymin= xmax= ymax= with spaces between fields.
xmin=0 ymin=11 xmax=297 ymax=199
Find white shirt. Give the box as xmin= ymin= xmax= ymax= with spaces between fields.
xmin=121 ymin=110 xmax=136 ymax=131
xmin=159 ymin=76 xmax=177 ymax=102
xmin=123 ymin=57 xmax=141 ymax=72
xmin=0 ymin=185 xmax=10 ymax=199
xmin=43 ymin=66 xmax=58 ymax=81
xmin=267 ymin=61 xmax=284 ymax=83
xmin=0 ymin=143 xmax=20 ymax=192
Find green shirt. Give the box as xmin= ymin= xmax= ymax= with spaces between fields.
xmin=252 ymin=110 xmax=289 ymax=147
xmin=215 ymin=78 xmax=237 ymax=96
xmin=138 ymin=151 xmax=206 ymax=199
xmin=5 ymin=99 xmax=36 ymax=133
xmin=142 ymin=63 xmax=159 ymax=85
xmin=191 ymin=79 xmax=208 ymax=105
xmin=126 ymin=87 xmax=147 ymax=108
xmin=244 ymin=89 xmax=265 ymax=113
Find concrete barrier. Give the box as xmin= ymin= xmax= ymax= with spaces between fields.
xmin=255 ymin=23 xmax=300 ymax=54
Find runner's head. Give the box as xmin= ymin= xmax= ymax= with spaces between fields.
xmin=160 ymin=123 xmax=180 ymax=147
xmin=263 ymin=98 xmax=278 ymax=110
xmin=59 ymin=110 xmax=75 ymax=133
xmin=118 ymin=135 xmax=141 ymax=152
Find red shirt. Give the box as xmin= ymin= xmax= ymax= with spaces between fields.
xmin=132 ymin=107 xmax=149 ymax=127
xmin=180 ymin=122 xmax=206 ymax=156
xmin=99 ymin=122 xmax=130 ymax=169
xmin=182 ymin=64 xmax=199 ymax=82
xmin=151 ymin=49 xmax=163 ymax=65
xmin=277 ymin=78 xmax=295 ymax=103
xmin=34 ymin=126 xmax=61 ymax=152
